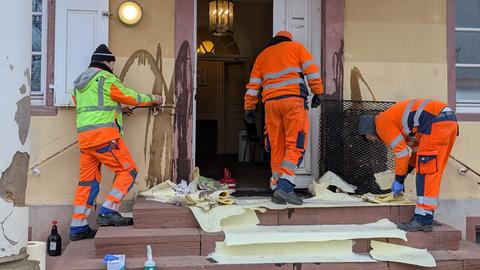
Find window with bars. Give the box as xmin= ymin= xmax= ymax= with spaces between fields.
xmin=456 ymin=0 xmax=480 ymax=113
xmin=32 ymin=0 xmax=48 ymax=105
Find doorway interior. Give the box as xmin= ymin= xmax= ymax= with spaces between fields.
xmin=195 ymin=0 xmax=273 ymax=191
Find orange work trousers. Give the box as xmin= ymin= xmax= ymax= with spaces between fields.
xmin=414 ymin=118 xmax=458 ymax=216
xmin=265 ymin=97 xmax=309 ymax=189
xmin=71 ymin=138 xmax=137 ymax=228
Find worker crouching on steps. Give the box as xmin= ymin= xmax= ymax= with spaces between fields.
xmin=69 ymin=44 xmax=163 ymax=241
xmin=358 ymin=99 xmax=458 ymax=232
xmin=244 ymin=31 xmax=324 ymax=205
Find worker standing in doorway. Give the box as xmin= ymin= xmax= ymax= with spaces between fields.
xmin=244 ymin=31 xmax=324 ymax=205
xmin=358 ymin=99 xmax=458 ymax=232
xmin=69 ymin=44 xmax=163 ymax=241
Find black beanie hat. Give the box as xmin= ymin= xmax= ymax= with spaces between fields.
xmin=91 ymin=44 xmax=116 ymax=63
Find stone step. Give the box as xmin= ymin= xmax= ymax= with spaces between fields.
xmin=53 ymin=239 xmax=480 ymax=270
xmin=133 ymin=198 xmax=415 ymax=229
xmin=200 ymin=224 xmax=461 ymax=255
xmin=94 ymin=226 xmax=200 ymax=258
xmin=94 ymin=222 xmax=461 ymax=259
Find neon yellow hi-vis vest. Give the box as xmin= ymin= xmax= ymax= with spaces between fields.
xmin=72 ymin=68 xmax=155 ymax=148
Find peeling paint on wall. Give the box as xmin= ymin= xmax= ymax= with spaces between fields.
xmin=0 ymin=206 xmax=17 ymax=246
xmin=0 ymin=0 xmax=32 ymax=261
xmin=14 ymin=96 xmax=30 ymax=146
xmin=0 ymin=152 xmax=29 ymax=206
xmin=18 ymin=85 xmax=26 ymax=95
xmin=24 ymin=68 xmax=31 ymax=88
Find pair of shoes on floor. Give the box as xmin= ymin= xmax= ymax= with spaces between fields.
xmin=272 ymin=189 xmax=304 ymax=205
xmin=69 ymin=212 xmax=133 ymax=241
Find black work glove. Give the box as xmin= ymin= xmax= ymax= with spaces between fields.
xmin=407 ymin=165 xmax=415 ymax=174
xmin=244 ymin=110 xmax=255 ymax=124
xmin=395 ymin=165 xmax=415 ymax=185
xmin=311 ymin=94 xmax=323 ymax=108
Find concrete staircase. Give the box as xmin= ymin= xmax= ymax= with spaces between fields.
xmin=52 ymin=198 xmax=480 ymax=270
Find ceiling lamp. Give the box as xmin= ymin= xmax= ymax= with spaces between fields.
xmin=209 ymin=0 xmax=234 ymax=36
xmin=118 ymin=1 xmax=143 ymax=26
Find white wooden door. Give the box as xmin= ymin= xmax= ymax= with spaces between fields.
xmin=273 ymin=0 xmax=321 ymax=188
xmin=54 ymin=0 xmax=109 ymax=106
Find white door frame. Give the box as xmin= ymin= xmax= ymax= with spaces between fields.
xmin=273 ymin=0 xmax=321 ymax=188
xmin=192 ymin=0 xmax=321 ymax=188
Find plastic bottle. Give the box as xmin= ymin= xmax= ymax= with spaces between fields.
xmin=47 ymin=220 xmax=62 ymax=256
xmin=144 ymin=245 xmax=156 ymax=270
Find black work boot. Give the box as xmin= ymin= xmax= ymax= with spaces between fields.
xmin=271 ymin=192 xmax=287 ymax=205
xmin=272 ymin=189 xmax=303 ymax=205
xmin=271 ymin=178 xmax=304 ymax=205
xmin=398 ymin=214 xmax=433 ymax=232
xmin=69 ymin=227 xmax=96 ymax=241
xmin=97 ymin=212 xmax=133 ymax=227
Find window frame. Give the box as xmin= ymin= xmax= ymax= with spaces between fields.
xmin=31 ymin=0 xmax=49 ymax=106
xmin=32 ymin=0 xmax=58 ymax=116
xmin=448 ymin=0 xmax=480 ymax=121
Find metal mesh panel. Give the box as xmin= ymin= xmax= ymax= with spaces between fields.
xmin=319 ymin=100 xmax=396 ymax=194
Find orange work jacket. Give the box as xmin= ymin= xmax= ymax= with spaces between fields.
xmin=244 ymin=41 xmax=324 ymax=110
xmin=375 ymin=99 xmax=448 ymax=176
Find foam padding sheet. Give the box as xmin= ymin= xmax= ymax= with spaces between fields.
xmin=209 ymin=240 xmax=376 ymax=264
xmin=370 ymin=240 xmax=436 ymax=267
xmin=190 ymin=205 xmax=259 ymax=232
xmin=223 ymin=218 xmax=407 ymax=246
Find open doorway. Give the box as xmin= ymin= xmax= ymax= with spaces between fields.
xmin=195 ymin=0 xmax=273 ymax=191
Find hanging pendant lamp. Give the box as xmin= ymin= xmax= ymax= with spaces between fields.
xmin=209 ymin=0 xmax=234 ymax=36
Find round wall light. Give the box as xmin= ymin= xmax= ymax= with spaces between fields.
xmin=118 ymin=1 xmax=142 ymax=26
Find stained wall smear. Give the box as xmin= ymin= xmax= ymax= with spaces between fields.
xmin=172 ymin=41 xmax=193 ymax=183
xmin=343 ymin=0 xmax=480 ymax=238
xmin=26 ymin=0 xmax=177 ymax=203
xmin=119 ymin=45 xmax=175 ymax=187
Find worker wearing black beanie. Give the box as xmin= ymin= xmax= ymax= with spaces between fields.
xmin=70 ymin=43 xmax=163 ymax=241
xmin=91 ymin=44 xmax=116 ymax=63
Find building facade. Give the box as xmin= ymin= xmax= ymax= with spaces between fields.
xmin=3 ymin=0 xmax=477 ymax=254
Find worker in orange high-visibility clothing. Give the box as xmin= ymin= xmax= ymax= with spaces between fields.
xmin=244 ymin=31 xmax=324 ymax=205
xmin=69 ymin=44 xmax=163 ymax=241
xmin=358 ymin=99 xmax=458 ymax=232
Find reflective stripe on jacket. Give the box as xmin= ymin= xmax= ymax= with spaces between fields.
xmin=375 ymin=99 xmax=448 ymax=176
xmin=244 ymin=41 xmax=324 ymax=110
xmin=72 ymin=68 xmax=155 ymax=148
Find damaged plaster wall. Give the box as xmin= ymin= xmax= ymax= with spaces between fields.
xmin=0 ymin=0 xmax=31 ymax=259
xmin=344 ymin=0 xmax=480 ymax=237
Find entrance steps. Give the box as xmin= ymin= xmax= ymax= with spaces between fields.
xmin=132 ymin=198 xmax=415 ymax=228
xmin=52 ymin=239 xmax=480 ymax=270
xmin=52 ymin=198 xmax=480 ymax=270
xmin=93 ymin=223 xmax=461 ymax=259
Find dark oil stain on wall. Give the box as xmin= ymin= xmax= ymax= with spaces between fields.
xmin=172 ymin=41 xmax=193 ymax=183
xmin=120 ymin=42 xmax=193 ymax=188
xmin=350 ymin=66 xmax=376 ymax=101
